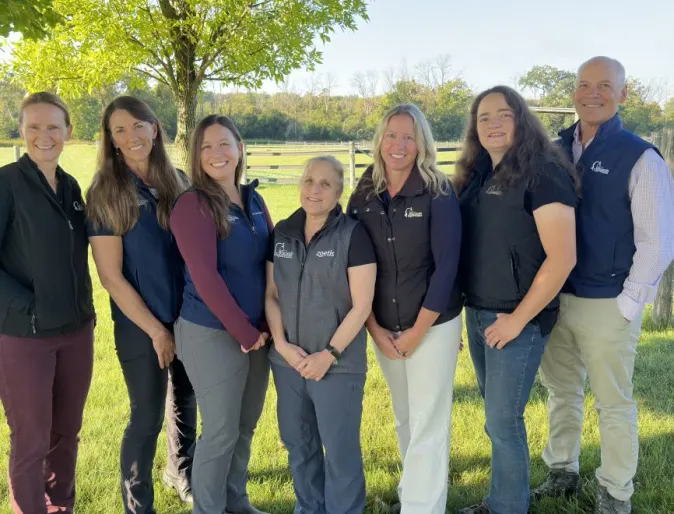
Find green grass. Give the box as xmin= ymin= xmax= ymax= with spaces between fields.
xmin=1 ymin=147 xmax=673 ymax=513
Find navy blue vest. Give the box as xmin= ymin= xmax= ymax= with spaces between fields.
xmin=558 ymin=114 xmax=658 ymax=298
xmin=179 ymin=181 xmax=270 ymax=330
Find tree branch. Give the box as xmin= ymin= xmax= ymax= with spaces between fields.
xmin=133 ymin=67 xmax=170 ymax=87
xmin=158 ymin=0 xmax=179 ymax=20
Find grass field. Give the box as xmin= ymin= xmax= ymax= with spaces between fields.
xmin=0 ymin=145 xmax=673 ymax=513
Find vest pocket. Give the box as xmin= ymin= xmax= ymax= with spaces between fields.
xmin=510 ymin=247 xmax=521 ymax=295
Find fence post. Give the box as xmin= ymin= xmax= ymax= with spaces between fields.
xmin=14 ymin=145 xmax=21 ymax=161
xmin=349 ymin=141 xmax=356 ymax=189
xmin=241 ymin=143 xmax=248 ymax=185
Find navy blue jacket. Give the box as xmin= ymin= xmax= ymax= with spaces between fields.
xmin=558 ymin=114 xmax=658 ymax=298
xmin=88 ymin=171 xmax=184 ymax=325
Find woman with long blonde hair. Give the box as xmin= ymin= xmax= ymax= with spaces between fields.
xmin=86 ymin=96 xmax=197 ymax=513
xmin=347 ymin=104 xmax=463 ymax=514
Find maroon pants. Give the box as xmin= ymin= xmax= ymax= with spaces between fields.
xmin=0 ymin=320 xmax=94 ymax=514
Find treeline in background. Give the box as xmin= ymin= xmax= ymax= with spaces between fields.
xmin=1 ymin=58 xmax=671 ymax=144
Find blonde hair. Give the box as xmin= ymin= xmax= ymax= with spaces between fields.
xmin=370 ymin=104 xmax=449 ymax=197
xmin=301 ymin=155 xmax=345 ymax=197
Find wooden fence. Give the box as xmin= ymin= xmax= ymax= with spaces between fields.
xmin=242 ymin=142 xmax=462 ymax=188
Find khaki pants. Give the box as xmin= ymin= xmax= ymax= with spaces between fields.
xmin=539 ymin=294 xmax=642 ymax=502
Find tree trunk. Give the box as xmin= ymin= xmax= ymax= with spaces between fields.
xmin=174 ymin=90 xmax=197 ymax=170
xmin=652 ymin=127 xmax=674 ymax=330
xmin=653 ymin=260 xmax=674 ymax=330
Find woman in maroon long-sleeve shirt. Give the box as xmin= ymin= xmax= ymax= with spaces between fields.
xmin=169 ymin=115 xmax=272 ymax=514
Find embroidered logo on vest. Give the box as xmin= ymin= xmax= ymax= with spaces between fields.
xmin=274 ymin=242 xmax=293 ymax=259
xmin=404 ymin=207 xmax=423 ymax=218
xmin=486 ymin=185 xmax=503 ymax=196
xmin=316 ymin=250 xmax=335 ymax=257
xmin=72 ymin=200 xmax=84 ymax=211
xmin=591 ymin=161 xmax=610 ymax=174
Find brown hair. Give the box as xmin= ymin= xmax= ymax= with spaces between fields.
xmin=189 ymin=115 xmax=246 ymax=239
xmin=19 ymin=92 xmax=71 ymax=127
xmin=86 ymin=96 xmax=186 ymax=234
xmin=454 ymin=85 xmax=578 ymax=193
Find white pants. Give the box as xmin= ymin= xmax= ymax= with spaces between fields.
xmin=374 ymin=315 xmax=462 ymax=514
xmin=539 ymin=294 xmax=642 ymax=502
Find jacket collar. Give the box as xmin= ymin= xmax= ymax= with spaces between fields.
xmin=359 ymin=164 xmax=425 ymax=199
xmin=280 ymin=203 xmax=343 ymax=243
xmin=559 ymin=112 xmax=623 ymax=148
xmin=19 ymin=153 xmax=65 ymax=186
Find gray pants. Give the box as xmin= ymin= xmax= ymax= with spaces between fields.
xmin=272 ymin=364 xmax=366 ymax=514
xmin=175 ymin=317 xmax=270 ymax=514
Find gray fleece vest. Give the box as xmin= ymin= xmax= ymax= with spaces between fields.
xmin=269 ymin=211 xmax=367 ymax=374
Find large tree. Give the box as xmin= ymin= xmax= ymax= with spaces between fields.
xmin=0 ymin=0 xmax=60 ymax=39
xmin=9 ymin=0 xmax=368 ymax=161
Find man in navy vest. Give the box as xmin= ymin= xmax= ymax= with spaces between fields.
xmin=532 ymin=56 xmax=674 ymax=514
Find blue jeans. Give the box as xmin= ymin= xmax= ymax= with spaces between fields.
xmin=466 ymin=307 xmax=549 ymax=514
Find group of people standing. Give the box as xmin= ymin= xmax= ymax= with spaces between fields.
xmin=0 ymin=54 xmax=672 ymax=514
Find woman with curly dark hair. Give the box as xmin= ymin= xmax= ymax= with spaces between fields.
xmin=454 ymin=86 xmax=578 ymax=514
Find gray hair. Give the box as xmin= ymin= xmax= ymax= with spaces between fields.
xmin=577 ymin=56 xmax=626 ymax=88
xmin=301 ymin=155 xmax=345 ymax=196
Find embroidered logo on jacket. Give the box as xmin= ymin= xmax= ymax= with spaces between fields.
xmin=486 ymin=185 xmax=503 ymax=196
xmin=591 ymin=161 xmax=610 ymax=174
xmin=72 ymin=200 xmax=84 ymax=211
xmin=404 ymin=207 xmax=423 ymax=218
xmin=274 ymin=242 xmax=293 ymax=259
xmin=227 ymin=214 xmax=239 ymax=222
xmin=316 ymin=250 xmax=335 ymax=257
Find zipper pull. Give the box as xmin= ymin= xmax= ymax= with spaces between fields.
xmin=31 ymin=314 xmax=36 ymax=334
xmin=68 ymin=220 xmax=74 ymax=230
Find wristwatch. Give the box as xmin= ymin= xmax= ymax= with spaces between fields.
xmin=325 ymin=344 xmax=341 ymax=361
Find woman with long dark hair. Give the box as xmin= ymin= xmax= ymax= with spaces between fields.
xmin=170 ymin=115 xmax=272 ymax=514
xmin=454 ymin=85 xmax=578 ymax=514
xmin=86 ymin=96 xmax=197 ymax=513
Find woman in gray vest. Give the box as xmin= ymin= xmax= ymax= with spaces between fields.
xmin=453 ymin=85 xmax=578 ymax=514
xmin=265 ymin=156 xmax=377 ymax=514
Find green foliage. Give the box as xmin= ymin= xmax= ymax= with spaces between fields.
xmin=0 ymin=78 xmax=24 ymax=139
xmin=619 ymin=79 xmax=663 ymax=136
xmin=9 ymin=0 xmax=369 ymax=161
xmin=0 ymin=0 xmax=61 ymax=39
xmin=519 ymin=65 xmax=576 ymax=134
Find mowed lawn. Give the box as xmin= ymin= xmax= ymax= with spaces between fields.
xmin=0 ymin=144 xmax=673 ymax=513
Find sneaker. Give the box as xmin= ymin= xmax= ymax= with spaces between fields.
xmin=161 ymin=470 xmax=193 ymax=504
xmin=531 ymin=469 xmax=581 ymax=501
xmin=594 ymin=485 xmax=631 ymax=514
xmin=458 ymin=502 xmax=490 ymax=514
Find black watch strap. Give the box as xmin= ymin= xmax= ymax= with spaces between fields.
xmin=326 ymin=344 xmax=341 ymax=360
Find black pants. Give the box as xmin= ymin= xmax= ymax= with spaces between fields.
xmin=114 ymin=321 xmax=197 ymax=514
